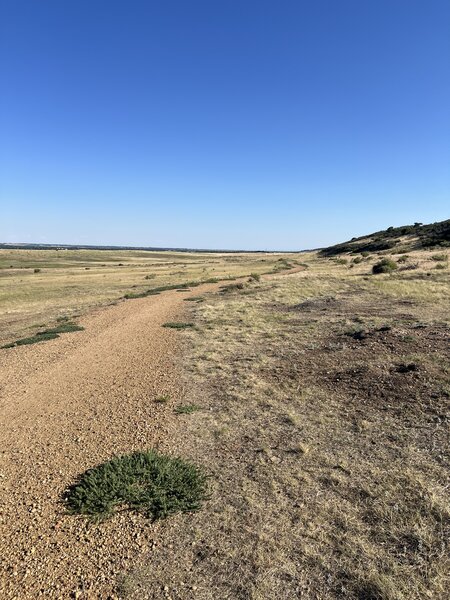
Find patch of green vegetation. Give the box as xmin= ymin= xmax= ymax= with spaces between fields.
xmin=41 ymin=322 xmax=84 ymax=335
xmin=65 ymin=450 xmax=208 ymax=521
xmin=431 ymin=254 xmax=447 ymax=262
xmin=248 ymin=273 xmax=261 ymax=281
xmin=162 ymin=322 xmax=194 ymax=329
xmin=219 ymin=282 xmax=245 ymax=293
xmin=269 ymin=259 xmax=294 ymax=273
xmin=397 ymin=255 xmax=409 ymax=263
xmin=33 ymin=268 xmax=41 ymax=273
xmin=124 ymin=290 xmax=154 ymax=299
xmin=435 ymin=263 xmax=447 ymax=270
xmin=1 ymin=332 xmax=59 ymax=349
xmin=174 ymin=404 xmax=200 ymax=414
xmin=336 ymin=258 xmax=348 ymax=265
xmin=145 ymin=274 xmax=156 ymax=279
xmin=1 ymin=321 xmax=84 ymax=349
xmin=372 ymin=258 xmax=398 ymax=274
xmin=184 ymin=296 xmax=205 ymax=302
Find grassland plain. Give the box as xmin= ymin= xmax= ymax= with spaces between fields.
xmin=122 ymin=248 xmax=449 ymax=600
xmin=0 ymin=249 xmax=299 ymax=345
xmin=0 ymin=246 xmax=448 ymax=599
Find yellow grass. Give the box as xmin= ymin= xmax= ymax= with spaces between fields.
xmin=0 ymin=248 xmax=299 ymax=344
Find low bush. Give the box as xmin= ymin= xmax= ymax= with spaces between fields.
xmin=162 ymin=322 xmax=194 ymax=329
xmin=65 ymin=450 xmax=208 ymax=521
xmin=431 ymin=254 xmax=447 ymax=262
xmin=372 ymin=259 xmax=398 ymax=274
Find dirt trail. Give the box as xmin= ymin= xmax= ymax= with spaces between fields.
xmin=0 ymin=267 xmax=305 ymax=599
xmin=0 ymin=284 xmax=218 ymax=599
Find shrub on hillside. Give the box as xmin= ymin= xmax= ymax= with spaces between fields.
xmin=372 ymin=259 xmax=398 ymax=274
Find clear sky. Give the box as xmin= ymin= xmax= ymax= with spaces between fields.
xmin=1 ymin=1 xmax=449 ymax=250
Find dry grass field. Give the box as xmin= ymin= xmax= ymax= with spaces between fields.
xmin=0 ymin=248 xmax=299 ymax=345
xmin=0 ymin=243 xmax=448 ymax=599
xmin=124 ymin=247 xmax=449 ymax=599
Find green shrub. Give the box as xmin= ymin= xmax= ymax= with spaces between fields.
xmin=352 ymin=257 xmax=363 ymax=264
xmin=33 ymin=268 xmax=41 ymax=273
xmin=431 ymin=254 xmax=447 ymax=262
xmin=372 ymin=259 xmax=398 ymax=274
xmin=162 ymin=322 xmax=194 ymax=329
xmin=435 ymin=263 xmax=446 ymax=270
xmin=397 ymin=255 xmax=409 ymax=263
xmin=65 ymin=450 xmax=208 ymax=520
xmin=248 ymin=273 xmax=261 ymax=281
xmin=336 ymin=258 xmax=348 ymax=265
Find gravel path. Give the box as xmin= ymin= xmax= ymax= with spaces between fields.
xmin=0 ymin=286 xmax=213 ymax=599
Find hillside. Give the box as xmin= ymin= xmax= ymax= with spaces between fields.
xmin=320 ymin=218 xmax=450 ymax=257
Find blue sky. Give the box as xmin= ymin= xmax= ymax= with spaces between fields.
xmin=1 ymin=1 xmax=449 ymax=250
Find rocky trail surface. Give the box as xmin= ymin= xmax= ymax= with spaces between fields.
xmin=0 ymin=284 xmax=219 ymax=599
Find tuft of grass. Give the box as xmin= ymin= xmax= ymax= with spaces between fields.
xmin=65 ymin=450 xmax=208 ymax=521
xmin=174 ymin=404 xmax=200 ymax=414
xmin=431 ymin=254 xmax=447 ymax=262
xmin=33 ymin=268 xmax=41 ymax=273
xmin=248 ymin=273 xmax=261 ymax=282
xmin=162 ymin=322 xmax=194 ymax=329
xmin=219 ymin=282 xmax=245 ymax=293
xmin=155 ymin=395 xmax=169 ymax=404
xmin=372 ymin=258 xmax=398 ymax=274
xmin=184 ymin=296 xmax=205 ymax=303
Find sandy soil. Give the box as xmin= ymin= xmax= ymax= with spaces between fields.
xmin=0 ymin=285 xmax=217 ymax=599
